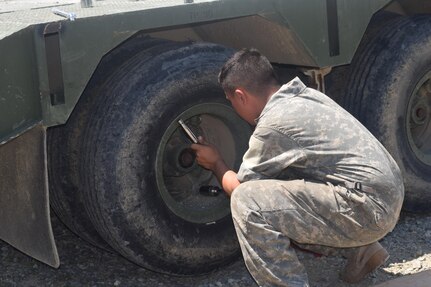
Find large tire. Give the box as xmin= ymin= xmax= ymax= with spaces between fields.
xmin=48 ymin=125 xmax=110 ymax=249
xmin=48 ymin=34 xmax=182 ymax=249
xmin=344 ymin=15 xmax=431 ymax=212
xmin=79 ymin=42 xmax=250 ymax=274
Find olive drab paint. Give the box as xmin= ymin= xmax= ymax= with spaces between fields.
xmin=0 ymin=0 xmax=392 ymax=145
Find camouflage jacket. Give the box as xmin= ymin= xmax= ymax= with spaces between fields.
xmin=237 ymin=78 xmax=403 ymax=197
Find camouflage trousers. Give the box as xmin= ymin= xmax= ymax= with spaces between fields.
xmin=230 ymin=179 xmax=399 ymax=287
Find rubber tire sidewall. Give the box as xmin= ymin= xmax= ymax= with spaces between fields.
xmin=81 ymin=43 xmax=241 ymax=274
xmin=345 ymin=16 xmax=431 ymax=212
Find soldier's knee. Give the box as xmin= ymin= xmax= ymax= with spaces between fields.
xmin=231 ymin=181 xmax=261 ymax=218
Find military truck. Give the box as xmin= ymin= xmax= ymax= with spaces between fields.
xmin=0 ymin=0 xmax=430 ymax=275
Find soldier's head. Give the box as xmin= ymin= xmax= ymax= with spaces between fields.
xmin=219 ymin=48 xmax=280 ymax=125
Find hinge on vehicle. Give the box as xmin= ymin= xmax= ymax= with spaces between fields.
xmin=302 ymin=67 xmax=332 ymax=94
xmin=44 ymin=22 xmax=65 ymax=106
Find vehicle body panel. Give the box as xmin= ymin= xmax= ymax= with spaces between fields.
xmin=0 ymin=0 xmax=392 ymax=144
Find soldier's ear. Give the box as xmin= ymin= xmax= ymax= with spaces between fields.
xmin=234 ymin=88 xmax=247 ymax=105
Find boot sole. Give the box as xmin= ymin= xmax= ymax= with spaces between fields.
xmin=341 ymin=248 xmax=390 ymax=283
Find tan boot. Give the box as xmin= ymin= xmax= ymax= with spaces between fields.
xmin=340 ymin=242 xmax=390 ymax=283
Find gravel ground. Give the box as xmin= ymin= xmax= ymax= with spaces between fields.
xmin=0 ymin=211 xmax=430 ymax=287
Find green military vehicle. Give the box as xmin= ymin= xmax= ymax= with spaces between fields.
xmin=1 ymin=0 xmax=430 ymax=275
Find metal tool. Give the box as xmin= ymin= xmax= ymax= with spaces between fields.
xmin=178 ymin=119 xmax=199 ymax=144
xmin=52 ymin=8 xmax=77 ymax=21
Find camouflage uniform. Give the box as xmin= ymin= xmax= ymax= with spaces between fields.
xmin=231 ymin=78 xmax=404 ymax=287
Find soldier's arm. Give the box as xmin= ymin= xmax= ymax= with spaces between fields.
xmin=191 ymin=141 xmax=240 ymax=197
xmin=238 ymin=127 xmax=307 ymax=182
xmin=212 ymin=161 xmax=240 ymax=197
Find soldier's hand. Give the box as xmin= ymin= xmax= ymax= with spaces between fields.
xmin=190 ymin=137 xmax=224 ymax=171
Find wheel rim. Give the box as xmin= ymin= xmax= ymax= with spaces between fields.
xmin=407 ymin=72 xmax=431 ymax=166
xmin=155 ymin=103 xmax=250 ymax=224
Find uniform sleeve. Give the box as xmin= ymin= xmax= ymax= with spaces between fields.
xmin=237 ymin=126 xmax=307 ymax=182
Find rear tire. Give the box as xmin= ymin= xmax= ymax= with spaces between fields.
xmin=80 ymin=42 xmax=249 ymax=274
xmin=344 ymin=16 xmax=431 ymax=212
xmin=48 ymin=34 xmax=176 ymax=250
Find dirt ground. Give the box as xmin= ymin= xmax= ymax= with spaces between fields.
xmin=0 ymin=212 xmax=430 ymax=287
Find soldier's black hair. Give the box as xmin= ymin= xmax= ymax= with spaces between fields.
xmin=218 ymin=48 xmax=280 ymax=96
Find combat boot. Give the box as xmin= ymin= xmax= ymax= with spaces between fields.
xmin=340 ymin=242 xmax=389 ymax=283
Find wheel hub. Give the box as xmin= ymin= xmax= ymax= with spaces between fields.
xmin=407 ymin=73 xmax=431 ymax=165
xmin=178 ymin=149 xmax=195 ymax=169
xmin=155 ymin=103 xmax=250 ymax=224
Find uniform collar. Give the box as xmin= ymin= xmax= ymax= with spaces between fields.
xmin=254 ymin=77 xmax=307 ymax=124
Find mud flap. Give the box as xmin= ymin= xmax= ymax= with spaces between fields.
xmin=0 ymin=125 xmax=59 ymax=268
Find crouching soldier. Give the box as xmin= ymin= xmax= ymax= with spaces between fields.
xmin=191 ymin=48 xmax=404 ymax=287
